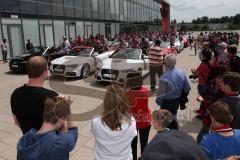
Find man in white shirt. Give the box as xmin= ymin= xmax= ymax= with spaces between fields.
xmin=61 ymin=36 xmax=71 ymax=52
xmin=1 ymin=39 xmax=8 ymax=63
xmin=217 ymin=42 xmax=228 ymax=65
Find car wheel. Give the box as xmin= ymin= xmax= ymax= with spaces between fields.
xmin=81 ymin=64 xmax=90 ymax=78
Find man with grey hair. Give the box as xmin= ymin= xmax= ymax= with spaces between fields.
xmin=156 ymin=54 xmax=191 ymax=129
xmin=217 ymin=42 xmax=228 ymax=65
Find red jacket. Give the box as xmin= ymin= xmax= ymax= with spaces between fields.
xmin=127 ymin=87 xmax=152 ymax=129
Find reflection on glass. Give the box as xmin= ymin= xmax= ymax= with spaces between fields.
xmin=110 ymin=49 xmax=141 ymax=60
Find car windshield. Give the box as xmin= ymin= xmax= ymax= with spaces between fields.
xmin=160 ymin=42 xmax=170 ymax=48
xmin=68 ymin=48 xmax=93 ymax=57
xmin=29 ymin=46 xmax=46 ymax=54
xmin=110 ymin=49 xmax=141 ymax=60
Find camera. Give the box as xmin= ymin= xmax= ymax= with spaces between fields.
xmin=189 ymin=75 xmax=199 ymax=79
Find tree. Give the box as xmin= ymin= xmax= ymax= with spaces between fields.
xmin=201 ymin=16 xmax=209 ymax=24
xmin=192 ymin=19 xmax=197 ymax=24
xmin=193 ymin=24 xmax=200 ymax=31
xmin=180 ymin=25 xmax=186 ymax=31
xmin=171 ymin=19 xmax=177 ymax=24
xmin=202 ymin=24 xmax=209 ymax=30
xmin=233 ymin=14 xmax=240 ymax=25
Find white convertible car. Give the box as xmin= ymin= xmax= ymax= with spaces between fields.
xmin=50 ymin=46 xmax=114 ymax=78
xmin=95 ymin=48 xmax=149 ymax=83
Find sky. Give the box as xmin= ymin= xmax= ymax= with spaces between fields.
xmin=170 ymin=0 xmax=240 ymax=22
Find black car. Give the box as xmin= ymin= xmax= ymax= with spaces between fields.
xmin=9 ymin=46 xmax=49 ymax=72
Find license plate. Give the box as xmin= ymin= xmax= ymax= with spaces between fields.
xmin=11 ymin=64 xmax=18 ymax=68
xmin=54 ymin=68 xmax=63 ymax=73
xmin=103 ymin=74 xmax=116 ymax=78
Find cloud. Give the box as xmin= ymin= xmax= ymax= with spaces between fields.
xmin=170 ymin=0 xmax=240 ymax=22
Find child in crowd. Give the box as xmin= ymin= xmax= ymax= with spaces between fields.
xmin=219 ymin=72 xmax=240 ymax=129
xmin=17 ymin=96 xmax=78 ymax=160
xmin=90 ymin=84 xmax=137 ymax=160
xmin=227 ymin=45 xmax=240 ymax=73
xmin=196 ymin=65 xmax=227 ymax=143
xmin=151 ymin=109 xmax=173 ymax=133
xmin=141 ymin=109 xmax=208 ymax=160
xmin=201 ymin=101 xmax=240 ymax=160
xmin=126 ymin=72 xmax=151 ymax=160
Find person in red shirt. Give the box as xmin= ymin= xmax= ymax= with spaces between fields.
xmin=125 ymin=72 xmax=151 ymax=160
xmin=191 ymin=48 xmax=214 ymax=96
xmin=191 ymin=48 xmax=214 ymax=117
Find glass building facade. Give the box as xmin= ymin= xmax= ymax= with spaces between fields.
xmin=0 ymin=0 xmax=162 ymax=58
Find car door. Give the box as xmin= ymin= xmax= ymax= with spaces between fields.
xmin=140 ymin=51 xmax=149 ymax=71
xmin=89 ymin=49 xmax=99 ymax=72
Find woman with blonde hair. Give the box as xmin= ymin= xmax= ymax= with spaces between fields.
xmin=90 ymin=84 xmax=137 ymax=160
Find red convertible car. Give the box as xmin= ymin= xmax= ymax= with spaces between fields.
xmin=160 ymin=41 xmax=177 ymax=55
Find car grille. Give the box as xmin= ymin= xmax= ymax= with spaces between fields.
xmin=53 ymin=65 xmax=65 ymax=74
xmin=101 ymin=69 xmax=119 ymax=80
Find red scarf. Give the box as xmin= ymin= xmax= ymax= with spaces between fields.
xmin=212 ymin=125 xmax=233 ymax=133
xmin=226 ymin=92 xmax=238 ymax=97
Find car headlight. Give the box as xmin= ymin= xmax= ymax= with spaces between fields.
xmin=67 ymin=64 xmax=78 ymax=68
xmin=121 ymin=69 xmax=134 ymax=73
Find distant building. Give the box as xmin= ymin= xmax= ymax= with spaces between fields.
xmin=0 ymin=0 xmax=171 ymax=59
xmin=177 ymin=23 xmax=229 ymax=31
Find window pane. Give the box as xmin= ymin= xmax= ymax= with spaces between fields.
xmin=115 ymin=0 xmax=119 ymax=20
xmin=93 ymin=22 xmax=99 ymax=36
xmin=119 ymin=0 xmax=124 ymax=21
xmin=75 ymin=0 xmax=84 ymax=18
xmin=52 ymin=0 xmax=64 ymax=16
xmin=110 ymin=0 xmax=115 ymax=20
xmin=76 ymin=21 xmax=84 ymax=37
xmin=64 ymin=0 xmax=74 ymax=17
xmin=99 ymin=23 xmax=105 ymax=36
xmin=116 ymin=23 xmax=120 ymax=34
xmin=37 ymin=0 xmax=51 ymax=15
xmin=20 ymin=0 xmax=37 ymax=14
xmin=111 ymin=23 xmax=116 ymax=38
xmin=124 ymin=0 xmax=127 ymax=22
xmin=0 ymin=0 xmax=19 ymax=12
xmin=53 ymin=20 xmax=65 ymax=47
xmin=83 ymin=0 xmax=92 ymax=19
xmin=105 ymin=0 xmax=110 ymax=20
xmin=22 ymin=19 xmax=40 ymax=47
xmin=92 ymin=0 xmax=98 ymax=19
xmin=98 ymin=0 xmax=105 ymax=20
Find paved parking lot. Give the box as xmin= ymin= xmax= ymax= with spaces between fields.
xmin=0 ymin=48 xmax=201 ymax=160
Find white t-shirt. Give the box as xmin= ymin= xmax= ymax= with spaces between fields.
xmin=90 ymin=116 xmax=137 ymax=160
xmin=1 ymin=42 xmax=8 ymax=51
xmin=218 ymin=49 xmax=228 ymax=64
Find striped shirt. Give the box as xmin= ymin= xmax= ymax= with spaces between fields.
xmin=148 ymin=46 xmax=167 ymax=65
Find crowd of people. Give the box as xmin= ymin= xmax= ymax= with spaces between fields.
xmin=8 ymin=30 xmax=240 ymax=160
